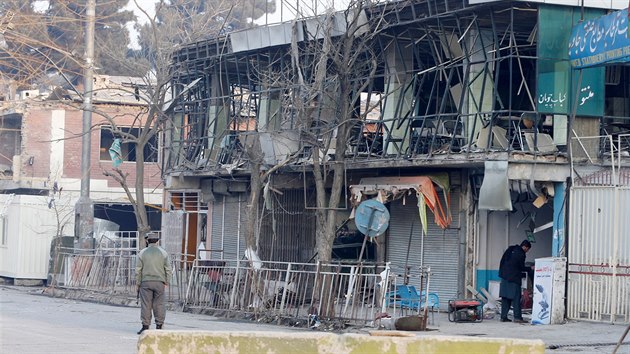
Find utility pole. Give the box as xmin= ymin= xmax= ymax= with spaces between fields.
xmin=75 ymin=0 xmax=95 ymax=249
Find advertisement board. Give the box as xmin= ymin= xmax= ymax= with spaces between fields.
xmin=532 ymin=257 xmax=567 ymax=325
xmin=532 ymin=258 xmax=553 ymax=324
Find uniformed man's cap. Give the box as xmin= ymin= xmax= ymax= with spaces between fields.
xmin=146 ymin=232 xmax=160 ymax=240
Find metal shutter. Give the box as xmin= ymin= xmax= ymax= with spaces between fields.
xmin=386 ymin=184 xmax=462 ymax=308
xmin=259 ymin=189 xmax=317 ymax=263
xmin=210 ymin=194 xmax=247 ymax=260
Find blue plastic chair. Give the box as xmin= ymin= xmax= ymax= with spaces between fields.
xmin=407 ymin=286 xmax=440 ymax=325
xmin=385 ymin=285 xmax=421 ymax=309
xmin=422 ymin=292 xmax=440 ymax=325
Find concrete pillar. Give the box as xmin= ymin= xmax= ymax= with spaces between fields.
xmin=552 ymin=182 xmax=566 ymax=257
xmin=570 ymin=117 xmax=599 ymax=161
xmin=167 ymin=112 xmax=184 ymax=167
xmin=74 ymin=199 xmax=94 ymax=249
xmin=383 ymin=40 xmax=413 ymax=155
xmin=258 ymin=89 xmax=281 ymax=132
xmin=207 ymin=73 xmax=230 ymax=161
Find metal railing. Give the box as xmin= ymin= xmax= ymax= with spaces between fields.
xmin=95 ymin=231 xmax=139 ymax=255
xmin=60 ymin=251 xmax=138 ymax=295
xmin=54 ymin=249 xmax=189 ymax=304
xmin=55 ymin=251 xmax=426 ymax=325
xmin=183 ymin=259 xmax=394 ymax=324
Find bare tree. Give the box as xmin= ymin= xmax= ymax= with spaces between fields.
xmin=292 ymin=2 xmax=388 ymax=317
xmin=46 ymin=181 xmax=75 ymax=287
xmin=291 ymin=1 xmax=386 ymax=264
xmin=1 ymin=0 xmax=272 ymax=247
xmin=233 ymin=0 xmax=389 ymax=316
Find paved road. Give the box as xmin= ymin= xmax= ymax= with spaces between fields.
xmin=416 ymin=313 xmax=630 ymax=354
xmin=1 ymin=285 xmax=629 ymax=354
xmin=0 ymin=286 xmax=298 ymax=354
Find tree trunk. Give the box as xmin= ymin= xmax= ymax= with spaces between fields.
xmin=134 ymin=136 xmax=151 ymax=249
xmin=246 ymin=161 xmax=261 ymax=255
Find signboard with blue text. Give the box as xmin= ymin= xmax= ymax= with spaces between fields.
xmin=568 ymin=9 xmax=630 ymax=68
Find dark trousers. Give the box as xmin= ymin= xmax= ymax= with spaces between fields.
xmin=500 ymin=281 xmax=523 ymax=320
xmin=140 ymin=281 xmax=166 ymax=326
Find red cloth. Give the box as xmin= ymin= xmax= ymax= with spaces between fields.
xmin=208 ymin=269 xmax=221 ymax=282
xmin=521 ymin=288 xmax=533 ymax=309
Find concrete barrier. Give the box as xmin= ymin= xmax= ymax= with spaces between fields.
xmin=137 ymin=330 xmax=545 ymax=354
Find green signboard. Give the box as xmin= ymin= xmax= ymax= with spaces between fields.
xmin=537 ymin=5 xmax=605 ymax=117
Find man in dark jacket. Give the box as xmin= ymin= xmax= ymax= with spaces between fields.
xmin=499 ymin=240 xmax=532 ymax=323
xmin=135 ymin=232 xmax=172 ymax=334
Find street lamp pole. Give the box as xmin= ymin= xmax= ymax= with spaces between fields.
xmin=75 ymin=0 xmax=95 ymax=249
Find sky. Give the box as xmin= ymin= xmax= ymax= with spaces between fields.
xmin=31 ymin=0 xmax=630 ymax=50
xmin=124 ymin=0 xmax=158 ymax=49
xmin=122 ymin=0 xmax=306 ymax=49
xmin=122 ymin=0 xmax=304 ymax=49
xmin=31 ymin=0 xmax=156 ymax=49
xmin=29 ymin=0 xmax=354 ymax=49
xmin=124 ymin=0 xmax=158 ymax=24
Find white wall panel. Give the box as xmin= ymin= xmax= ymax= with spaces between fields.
xmin=568 ymin=187 xmax=630 ymax=323
xmin=50 ymin=110 xmax=65 ymax=180
xmin=0 ymin=195 xmax=57 ymax=279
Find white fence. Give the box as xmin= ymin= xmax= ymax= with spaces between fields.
xmin=183 ymin=260 xmax=395 ymax=325
xmin=53 ymin=228 xmax=440 ymax=326
xmin=61 ymin=252 xmax=137 ymax=294
xmin=95 ymin=231 xmax=140 ymax=254
xmin=55 ymin=250 xmax=193 ymax=303
xmin=567 ymin=186 xmax=630 ymax=323
xmin=55 ymin=250 xmax=426 ymax=324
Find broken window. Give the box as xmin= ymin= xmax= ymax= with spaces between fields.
xmin=169 ymin=191 xmax=205 ymax=211
xmin=347 ymin=92 xmax=384 ymax=156
xmin=230 ymin=86 xmax=258 ymax=130
xmin=99 ymin=126 xmax=158 ymax=163
xmin=0 ymin=113 xmax=21 ymax=174
xmin=601 ymin=66 xmax=630 ymax=158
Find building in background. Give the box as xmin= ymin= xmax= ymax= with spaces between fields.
xmin=0 ymin=75 xmax=163 ymax=283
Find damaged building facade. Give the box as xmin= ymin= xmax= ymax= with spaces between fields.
xmin=0 ymin=75 xmax=163 ymax=282
xmin=163 ymin=0 xmax=630 ymax=323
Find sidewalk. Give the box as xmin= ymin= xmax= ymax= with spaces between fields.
xmin=34 ymin=286 xmax=630 ymax=353
xmin=404 ymin=312 xmax=629 ymax=354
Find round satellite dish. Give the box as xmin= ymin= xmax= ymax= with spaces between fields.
xmin=354 ymin=199 xmax=390 ymax=238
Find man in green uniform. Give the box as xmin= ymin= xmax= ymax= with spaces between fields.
xmin=136 ymin=232 xmax=172 ymax=334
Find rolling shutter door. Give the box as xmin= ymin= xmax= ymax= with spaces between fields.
xmin=386 ymin=186 xmax=462 ymax=307
xmin=210 ymin=194 xmax=247 ymax=260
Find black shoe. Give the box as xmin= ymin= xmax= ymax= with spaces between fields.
xmin=137 ymin=325 xmax=149 ymax=334
xmin=513 ymin=319 xmax=527 ymax=324
xmin=500 ymin=318 xmax=512 ymax=322
xmin=156 ymin=324 xmax=162 ymax=330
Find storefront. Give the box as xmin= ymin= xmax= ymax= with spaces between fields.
xmin=350 ymin=172 xmax=465 ymax=308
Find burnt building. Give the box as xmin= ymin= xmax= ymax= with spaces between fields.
xmin=163 ymin=0 xmax=630 ymax=323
